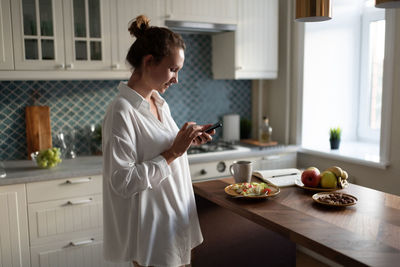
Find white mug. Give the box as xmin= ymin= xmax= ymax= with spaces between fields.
xmin=229 ymin=160 xmax=253 ymax=183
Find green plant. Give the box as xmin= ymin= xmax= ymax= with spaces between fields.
xmin=330 ymin=127 xmax=342 ymax=140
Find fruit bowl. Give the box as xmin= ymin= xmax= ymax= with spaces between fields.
xmin=294 ymin=178 xmax=347 ymax=192
xmin=31 ymin=148 xmax=62 ymax=169
xmin=297 ymin=166 xmax=349 ymax=191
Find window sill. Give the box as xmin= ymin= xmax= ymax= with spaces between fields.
xmin=299 ymin=141 xmax=389 ymax=169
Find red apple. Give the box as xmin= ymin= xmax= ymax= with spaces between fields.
xmin=301 ymin=168 xmax=321 ymax=187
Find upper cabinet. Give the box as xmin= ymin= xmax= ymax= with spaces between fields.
xmin=166 ymin=0 xmax=238 ymax=24
xmin=10 ymin=0 xmax=111 ymax=71
xmin=212 ymin=0 xmax=278 ymax=79
xmin=110 ymin=0 xmax=165 ymax=71
xmin=0 ymin=0 xmax=14 ymax=70
xmin=63 ymin=0 xmax=111 ymax=70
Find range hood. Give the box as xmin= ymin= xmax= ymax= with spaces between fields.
xmin=165 ymin=20 xmax=236 ymax=34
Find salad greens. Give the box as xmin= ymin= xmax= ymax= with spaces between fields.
xmin=232 ymin=182 xmax=271 ymax=196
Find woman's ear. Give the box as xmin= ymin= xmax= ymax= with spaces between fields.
xmin=142 ymin=54 xmax=154 ymax=68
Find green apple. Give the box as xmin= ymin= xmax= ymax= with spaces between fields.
xmin=320 ymin=171 xmax=337 ymax=188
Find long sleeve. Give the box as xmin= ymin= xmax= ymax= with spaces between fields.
xmin=108 ymin=132 xmax=171 ymax=198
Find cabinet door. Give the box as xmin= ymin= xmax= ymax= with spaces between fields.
xmin=30 ymin=235 xmax=130 ymax=267
xmin=11 ymin=0 xmax=65 ymax=70
xmin=0 ymin=184 xmax=30 ymax=267
xmin=0 ymin=0 xmax=14 ymax=70
xmin=235 ymin=0 xmax=278 ymax=79
xmin=110 ymin=0 xmax=165 ymax=71
xmin=166 ymin=0 xmax=237 ymax=24
xmin=259 ymin=152 xmax=297 ymax=170
xmin=212 ymin=0 xmax=278 ymax=79
xmin=63 ymin=0 xmax=111 ymax=70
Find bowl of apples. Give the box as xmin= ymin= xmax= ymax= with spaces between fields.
xmin=31 ymin=147 xmax=62 ymax=169
xmin=295 ymin=166 xmax=349 ymax=191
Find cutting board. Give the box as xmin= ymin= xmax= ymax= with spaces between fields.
xmin=25 ymin=106 xmax=52 ymax=159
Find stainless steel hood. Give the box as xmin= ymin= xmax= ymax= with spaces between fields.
xmin=165 ymin=20 xmax=236 ymax=34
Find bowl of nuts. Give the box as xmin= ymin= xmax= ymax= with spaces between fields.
xmin=312 ymin=192 xmax=357 ymax=207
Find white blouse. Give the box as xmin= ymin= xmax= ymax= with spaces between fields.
xmin=102 ymin=82 xmax=203 ymax=266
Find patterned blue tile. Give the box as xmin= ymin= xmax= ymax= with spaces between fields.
xmin=0 ymin=34 xmax=251 ymax=160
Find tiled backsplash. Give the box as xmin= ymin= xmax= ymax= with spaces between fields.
xmin=0 ymin=34 xmax=251 ymax=160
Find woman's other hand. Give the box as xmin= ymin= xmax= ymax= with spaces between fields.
xmin=161 ymin=122 xmax=204 ymax=164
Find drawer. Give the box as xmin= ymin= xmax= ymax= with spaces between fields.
xmin=28 ymin=194 xmax=102 ymax=246
xmin=259 ymin=152 xmax=297 ymax=170
xmin=30 ymin=234 xmax=130 ymax=267
xmin=27 ymin=175 xmax=102 ymax=203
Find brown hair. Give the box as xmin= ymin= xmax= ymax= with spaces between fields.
xmin=126 ymin=15 xmax=186 ymax=69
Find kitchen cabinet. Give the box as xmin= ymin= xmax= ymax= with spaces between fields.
xmin=0 ymin=184 xmax=30 ymax=267
xmin=0 ymin=0 xmax=14 ymax=70
xmin=26 ymin=175 xmax=129 ymax=267
xmin=258 ymin=151 xmax=297 ymax=170
xmin=110 ymin=0 xmax=165 ymax=71
xmin=10 ymin=0 xmax=111 ymax=71
xmin=166 ymin=0 xmax=238 ymax=24
xmin=212 ymin=0 xmax=278 ymax=79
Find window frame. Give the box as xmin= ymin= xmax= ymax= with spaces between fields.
xmin=357 ymin=7 xmax=385 ymax=143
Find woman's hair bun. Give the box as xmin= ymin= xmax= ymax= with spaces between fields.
xmin=128 ymin=15 xmax=151 ymax=38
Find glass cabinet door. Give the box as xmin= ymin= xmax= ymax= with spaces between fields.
xmin=11 ymin=0 xmax=65 ymax=69
xmin=63 ymin=0 xmax=111 ymax=70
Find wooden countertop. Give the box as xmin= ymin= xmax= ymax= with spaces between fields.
xmin=193 ymin=177 xmax=400 ymax=267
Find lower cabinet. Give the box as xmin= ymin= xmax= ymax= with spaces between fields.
xmin=30 ymin=234 xmax=128 ymax=267
xmin=26 ymin=175 xmax=130 ymax=267
xmin=0 ymin=184 xmax=30 ymax=267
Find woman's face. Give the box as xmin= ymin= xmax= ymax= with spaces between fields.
xmin=147 ymin=47 xmax=185 ymax=94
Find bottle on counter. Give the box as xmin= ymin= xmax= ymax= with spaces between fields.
xmin=259 ymin=116 xmax=272 ymax=143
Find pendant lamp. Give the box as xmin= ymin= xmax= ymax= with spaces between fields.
xmin=295 ymin=0 xmax=332 ymax=22
xmin=375 ymin=0 xmax=400 ymax=8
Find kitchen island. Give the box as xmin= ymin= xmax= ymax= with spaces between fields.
xmin=193 ymin=177 xmax=400 ymax=267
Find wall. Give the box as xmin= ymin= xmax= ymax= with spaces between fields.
xmin=0 ymin=34 xmax=252 ymax=160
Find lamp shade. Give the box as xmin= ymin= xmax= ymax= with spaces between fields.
xmin=295 ymin=0 xmax=332 ymax=22
xmin=375 ymin=0 xmax=400 ymax=8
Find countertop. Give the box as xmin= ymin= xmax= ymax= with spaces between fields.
xmin=0 ymin=144 xmax=298 ymax=186
xmin=193 ymin=177 xmax=400 ymax=266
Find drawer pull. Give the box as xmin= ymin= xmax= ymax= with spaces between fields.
xmin=69 ymin=238 xmax=94 ymax=247
xmin=67 ymin=198 xmax=92 ymax=205
xmin=65 ymin=177 xmax=92 ymax=184
xmin=263 ymin=155 xmax=281 ymax=160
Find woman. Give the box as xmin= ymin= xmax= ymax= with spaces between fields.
xmin=102 ymin=15 xmax=213 ymax=267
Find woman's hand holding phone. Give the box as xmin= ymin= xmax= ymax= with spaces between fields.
xmin=161 ymin=122 xmax=203 ymax=164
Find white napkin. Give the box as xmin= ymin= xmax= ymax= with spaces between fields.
xmin=253 ymin=168 xmax=301 ymax=187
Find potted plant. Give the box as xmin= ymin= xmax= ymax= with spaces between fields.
xmin=330 ymin=127 xmax=342 ymax=150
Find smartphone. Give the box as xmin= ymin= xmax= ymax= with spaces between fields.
xmin=204 ymin=122 xmax=222 ymax=133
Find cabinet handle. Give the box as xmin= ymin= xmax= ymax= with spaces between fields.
xmin=69 ymin=238 xmax=94 ymax=247
xmin=235 ymin=66 xmax=242 ymax=70
xmin=65 ymin=63 xmax=74 ymax=69
xmin=200 ymin=169 xmax=207 ymax=175
xmin=111 ymin=63 xmax=119 ymax=69
xmin=65 ymin=177 xmax=92 ymax=184
xmin=166 ymin=14 xmax=172 ymax=19
xmin=67 ymin=198 xmax=92 ymax=205
xmin=263 ymin=155 xmax=281 ymax=160
xmin=56 ymin=64 xmax=65 ymax=69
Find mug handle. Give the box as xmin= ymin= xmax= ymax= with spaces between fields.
xmin=229 ymin=164 xmax=235 ymax=176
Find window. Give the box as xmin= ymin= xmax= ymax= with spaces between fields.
xmin=301 ymin=0 xmax=385 ymax=162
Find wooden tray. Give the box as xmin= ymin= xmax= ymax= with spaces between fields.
xmin=240 ymin=139 xmax=278 ymax=147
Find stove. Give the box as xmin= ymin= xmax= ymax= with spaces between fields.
xmin=187 ymin=141 xmax=237 ymax=155
xmin=187 ymin=141 xmax=253 ymax=182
